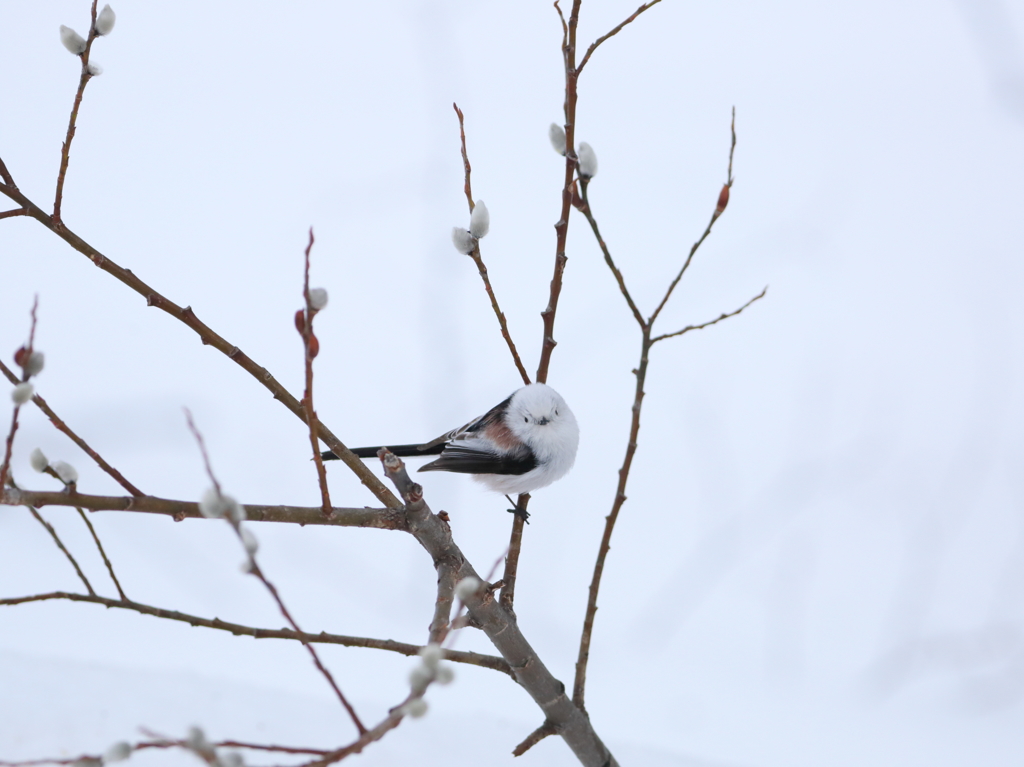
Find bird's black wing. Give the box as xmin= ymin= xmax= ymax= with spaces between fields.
xmin=419 ymin=442 xmax=537 ymax=476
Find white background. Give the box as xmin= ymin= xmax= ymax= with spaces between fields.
xmin=2 ymin=1 xmax=1024 ymax=765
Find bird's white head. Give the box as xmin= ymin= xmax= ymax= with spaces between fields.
xmin=505 ymin=383 xmax=580 ymax=467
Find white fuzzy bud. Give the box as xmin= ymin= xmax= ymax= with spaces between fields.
xmin=221 ymin=753 xmax=245 ymax=767
xmin=186 ymin=727 xmax=212 ymax=753
xmin=434 ymin=665 xmax=455 ymax=685
xmin=226 ymin=497 xmax=245 ymax=524
xmin=400 ymin=698 xmax=428 ymax=718
xmin=549 ymin=123 xmax=567 ymax=155
xmin=451 ymin=227 xmax=475 ymax=255
xmin=52 ymin=460 xmax=78 ymax=485
xmin=102 ymin=741 xmax=131 ymax=763
xmin=418 ymin=643 xmax=443 ymax=670
xmin=60 ymin=26 xmax=87 ymax=55
xmin=94 ymin=5 xmax=116 ymax=36
xmin=198 ymin=487 xmax=235 ymax=519
xmin=12 ymin=382 xmax=33 ymax=405
xmin=454 ymin=576 xmax=481 ymax=601
xmin=308 ymin=288 xmax=328 ymax=311
xmin=73 ymin=759 xmax=103 ymax=767
xmin=409 ymin=663 xmax=432 ymax=691
xmin=240 ymin=558 xmax=254 ymax=574
xmin=87 ymin=63 xmax=103 ymax=76
xmin=240 ymin=526 xmax=258 ymax=555
xmin=30 ymin=448 xmax=49 ymax=473
xmin=469 ymin=200 xmax=489 ymax=239
xmin=577 ymin=142 xmax=598 ymax=179
xmin=25 ymin=351 xmax=45 ymax=377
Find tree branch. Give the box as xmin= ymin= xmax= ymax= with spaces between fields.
xmin=378 ymin=450 xmax=618 ymax=767
xmin=0 ymin=486 xmax=404 ymax=529
xmin=0 ymin=184 xmax=401 ymax=509
xmin=0 ymin=358 xmax=144 ymax=496
xmin=576 ymin=0 xmax=664 ymax=75
xmin=651 ymin=287 xmax=767 ymax=343
xmin=453 ymin=103 xmax=531 ymax=386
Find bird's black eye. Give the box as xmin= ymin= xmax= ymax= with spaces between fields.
xmin=555 ymin=409 xmax=559 ymax=416
xmin=524 ymin=417 xmax=529 ymax=423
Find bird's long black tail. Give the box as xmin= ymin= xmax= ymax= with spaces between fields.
xmin=321 ymin=443 xmax=447 ymax=462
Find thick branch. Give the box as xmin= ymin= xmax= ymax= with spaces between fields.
xmin=379 ymin=450 xmax=617 ymax=767
xmin=0 ymin=184 xmax=400 ymax=509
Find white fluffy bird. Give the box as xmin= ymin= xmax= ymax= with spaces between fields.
xmin=323 ymin=384 xmax=579 ymax=497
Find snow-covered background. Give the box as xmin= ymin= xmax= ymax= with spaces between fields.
xmin=2 ymin=1 xmax=1024 ymax=764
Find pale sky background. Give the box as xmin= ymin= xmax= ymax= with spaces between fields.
xmin=2 ymin=1 xmax=1024 ymax=765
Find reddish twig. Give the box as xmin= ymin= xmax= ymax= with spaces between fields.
xmin=576 ymin=0 xmax=664 ymax=75
xmin=25 ymin=504 xmax=95 ymax=595
xmin=53 ymin=1 xmax=101 ymax=225
xmin=648 ymin=107 xmax=736 ymax=325
xmin=185 ymin=411 xmax=366 ymax=736
xmin=0 ymin=207 xmax=27 ymax=220
xmin=453 ymin=103 xmax=531 ymax=386
xmin=652 ymin=287 xmax=767 ymax=343
xmin=299 ymin=228 xmax=332 ymax=516
xmin=513 ymin=721 xmax=558 ymax=757
xmin=0 ymin=358 xmax=144 ymax=496
xmin=0 ymin=156 xmax=15 ymax=188
xmin=535 ymin=0 xmax=583 ymax=386
xmin=0 ymin=184 xmax=401 ymax=509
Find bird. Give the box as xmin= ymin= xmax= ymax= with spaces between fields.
xmin=321 ymin=383 xmax=579 ymax=498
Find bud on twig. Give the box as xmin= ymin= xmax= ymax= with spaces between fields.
xmin=52 ymin=461 xmax=79 ymax=485
xmin=94 ymin=5 xmax=116 ymax=36
xmin=86 ymin=63 xmax=103 ymax=76
xmin=60 ymin=26 xmax=87 ymax=55
xmin=308 ymin=287 xmax=329 ymax=311
xmin=30 ymin=448 xmax=49 ymax=473
xmin=549 ymin=123 xmax=567 ymax=156
xmin=469 ymin=200 xmax=489 ymax=239
xmin=454 ymin=576 xmax=481 ymax=600
xmin=11 ymin=383 xmax=33 ymax=405
xmin=577 ymin=142 xmax=598 ymax=179
xmin=451 ymin=227 xmax=475 ymax=255
xmin=102 ymin=742 xmax=131 ymax=763
xmin=400 ymin=698 xmax=428 ymax=718
xmin=714 ymin=183 xmax=730 ymax=218
xmin=25 ymin=351 xmax=45 ymax=377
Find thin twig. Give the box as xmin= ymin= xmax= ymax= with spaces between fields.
xmin=453 ymin=103 xmax=532 ymax=386
xmin=0 ymin=207 xmax=27 ymax=220
xmin=53 ymin=1 xmax=101 ymax=225
xmin=0 ymin=183 xmax=401 ymax=509
xmin=578 ymin=180 xmax=645 ymax=328
xmin=652 ymin=287 xmax=767 ymax=343
xmin=0 ymin=591 xmax=512 ymax=675
xmin=0 ymin=155 xmax=15 ymax=188
xmin=0 ymin=297 xmax=39 ymax=492
xmin=0 ymin=358 xmax=144 ymax=496
xmin=300 ymin=228 xmax=333 ymax=516
xmin=25 ymin=505 xmax=95 ymax=595
xmin=185 ymin=413 xmax=366 ymax=736
xmin=513 ymin=721 xmax=558 ymax=756
xmin=0 ymin=486 xmax=405 ymax=529
xmin=648 ymin=109 xmax=737 ymax=325
xmin=576 ymin=0 xmax=664 ymax=75
xmin=74 ymin=506 xmax=127 ymax=600
xmin=499 ymin=494 xmax=529 ymax=613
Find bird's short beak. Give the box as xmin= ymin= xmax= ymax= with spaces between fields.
xmin=537 ymin=417 xmax=550 ymax=426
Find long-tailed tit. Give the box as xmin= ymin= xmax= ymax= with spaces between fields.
xmin=322 ymin=383 xmax=579 ymax=496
